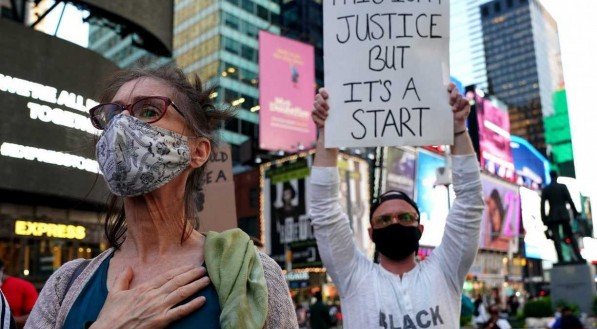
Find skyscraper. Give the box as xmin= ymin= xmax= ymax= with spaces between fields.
xmin=480 ymin=0 xmax=565 ymax=155
xmin=280 ymin=0 xmax=323 ymax=88
xmin=173 ymin=0 xmax=280 ymax=163
xmin=450 ymin=0 xmax=492 ymax=91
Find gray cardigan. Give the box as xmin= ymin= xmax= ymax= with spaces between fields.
xmin=24 ymin=249 xmax=298 ymax=329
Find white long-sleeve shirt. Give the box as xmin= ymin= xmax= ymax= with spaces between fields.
xmin=310 ymin=154 xmax=484 ymax=329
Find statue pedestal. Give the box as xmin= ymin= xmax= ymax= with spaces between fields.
xmin=550 ymin=263 xmax=596 ymax=314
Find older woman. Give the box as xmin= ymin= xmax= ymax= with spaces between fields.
xmin=25 ymin=67 xmax=298 ymax=329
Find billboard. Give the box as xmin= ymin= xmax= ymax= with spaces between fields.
xmin=338 ymin=154 xmax=372 ymax=258
xmin=263 ymin=157 xmax=321 ymax=269
xmin=197 ymin=144 xmax=237 ymax=232
xmin=0 ymin=20 xmax=117 ymax=204
xmin=258 ymin=31 xmax=316 ymax=152
xmin=479 ymin=174 xmax=521 ymax=252
xmin=476 ymin=96 xmax=515 ymax=180
xmin=415 ymin=149 xmax=450 ymax=247
xmin=510 ymin=135 xmax=551 ymax=188
xmin=383 ymin=147 xmax=416 ymax=199
xmin=262 ymin=151 xmax=372 ymax=269
xmin=520 ymin=187 xmax=557 ymax=262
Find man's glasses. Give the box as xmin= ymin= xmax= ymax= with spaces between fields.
xmin=371 ymin=212 xmax=419 ymax=228
xmin=89 ymin=96 xmax=184 ymax=130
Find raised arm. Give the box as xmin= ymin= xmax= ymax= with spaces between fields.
xmin=309 ymin=89 xmax=372 ymax=297
xmin=430 ymin=84 xmax=484 ymax=292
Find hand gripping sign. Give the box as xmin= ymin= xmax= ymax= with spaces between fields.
xmin=324 ymin=0 xmax=452 ymax=148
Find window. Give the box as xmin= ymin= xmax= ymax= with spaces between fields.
xmin=224 ymin=13 xmax=239 ymax=29
xmin=225 ymin=118 xmax=240 ymax=132
xmin=241 ymin=121 xmax=256 ymax=137
xmin=241 ymin=45 xmax=255 ymax=61
xmin=242 ymin=0 xmax=253 ymax=12
xmin=257 ymin=4 xmax=269 ymax=20
xmin=223 ymin=37 xmax=241 ymax=55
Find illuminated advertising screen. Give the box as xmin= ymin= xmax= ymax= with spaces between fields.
xmin=258 ymin=31 xmax=316 ymax=152
xmin=476 ymin=96 xmax=515 ymax=180
xmin=383 ymin=147 xmax=416 ymax=199
xmin=510 ymin=135 xmax=550 ymax=188
xmin=520 ymin=187 xmax=557 ymax=262
xmin=263 ymin=157 xmax=321 ymax=269
xmin=415 ymin=149 xmax=449 ymax=247
xmin=262 ymin=152 xmax=372 ymax=268
xmin=479 ymin=174 xmax=521 ymax=252
xmin=0 ymin=20 xmax=117 ymax=204
xmin=338 ymin=154 xmax=372 ymax=258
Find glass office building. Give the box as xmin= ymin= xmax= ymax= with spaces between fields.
xmin=480 ymin=0 xmax=565 ymax=155
xmin=173 ymin=0 xmax=280 ymax=163
xmin=280 ymin=0 xmax=323 ymax=88
xmin=450 ymin=0 xmax=492 ymax=91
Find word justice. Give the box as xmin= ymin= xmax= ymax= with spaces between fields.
xmin=336 ymin=12 xmax=443 ymax=44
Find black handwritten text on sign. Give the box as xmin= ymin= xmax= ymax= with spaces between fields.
xmin=323 ymin=0 xmax=452 ymax=148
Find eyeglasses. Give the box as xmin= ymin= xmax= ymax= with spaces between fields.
xmin=371 ymin=212 xmax=419 ymax=228
xmin=89 ymin=96 xmax=184 ymax=130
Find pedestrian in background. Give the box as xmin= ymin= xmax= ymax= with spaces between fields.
xmin=295 ymin=300 xmax=308 ymax=329
xmin=0 ymin=260 xmax=37 ymax=328
xmin=309 ymin=291 xmax=331 ymax=329
xmin=473 ymin=294 xmax=490 ymax=328
xmin=25 ymin=66 xmax=297 ymax=329
xmin=551 ymin=306 xmax=584 ymax=329
xmin=1 ymin=290 xmax=17 ymax=329
xmin=482 ymin=304 xmax=511 ymax=329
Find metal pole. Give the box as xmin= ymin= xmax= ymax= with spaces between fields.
xmin=53 ymin=2 xmax=67 ymax=36
xmin=30 ymin=0 xmax=61 ymax=28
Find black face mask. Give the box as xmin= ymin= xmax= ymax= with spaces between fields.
xmin=372 ymin=224 xmax=422 ymax=261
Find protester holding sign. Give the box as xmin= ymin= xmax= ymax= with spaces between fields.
xmin=309 ymin=84 xmax=484 ymax=329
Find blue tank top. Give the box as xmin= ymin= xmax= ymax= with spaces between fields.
xmin=63 ymin=253 xmax=222 ymax=329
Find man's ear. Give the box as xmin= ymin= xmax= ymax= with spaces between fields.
xmin=189 ymin=138 xmax=211 ymax=168
xmin=418 ymin=224 xmax=425 ymax=235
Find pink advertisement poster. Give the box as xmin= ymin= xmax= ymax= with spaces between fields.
xmin=476 ymin=96 xmax=515 ymax=179
xmin=259 ymin=31 xmax=316 ymax=152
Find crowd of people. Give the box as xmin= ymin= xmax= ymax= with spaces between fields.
xmin=0 ymin=66 xmax=591 ymax=329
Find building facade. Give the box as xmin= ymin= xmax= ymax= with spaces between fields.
xmin=173 ymin=0 xmax=280 ymax=164
xmin=480 ymin=0 xmax=565 ymax=155
xmin=450 ymin=0 xmax=492 ymax=92
xmin=279 ymin=0 xmax=323 ymax=88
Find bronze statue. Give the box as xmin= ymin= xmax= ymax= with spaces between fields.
xmin=540 ymin=171 xmax=585 ymax=263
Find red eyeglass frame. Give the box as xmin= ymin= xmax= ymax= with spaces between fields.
xmin=88 ymin=96 xmax=184 ymax=130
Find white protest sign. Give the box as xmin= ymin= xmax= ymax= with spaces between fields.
xmin=324 ymin=0 xmax=451 ymax=148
